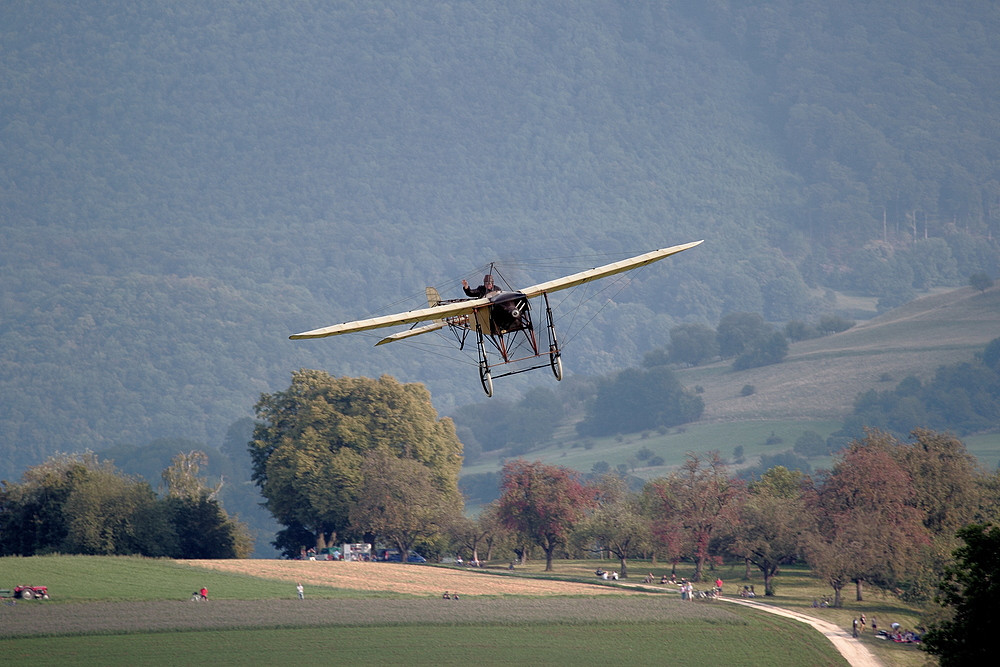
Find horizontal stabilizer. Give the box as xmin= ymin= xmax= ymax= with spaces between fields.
xmin=374 ymin=321 xmax=447 ymax=346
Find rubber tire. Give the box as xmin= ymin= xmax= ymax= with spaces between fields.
xmin=479 ymin=363 xmax=494 ymax=397
xmin=550 ymin=353 xmax=563 ymax=381
xmin=19 ymin=589 xmax=33 ymax=600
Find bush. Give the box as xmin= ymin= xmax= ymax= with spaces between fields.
xmin=969 ymin=272 xmax=994 ymax=292
xmin=647 ymin=456 xmax=665 ymax=467
xmin=732 ymin=332 xmax=789 ymax=370
xmin=740 ymin=384 xmax=755 ymax=397
xmin=793 ymin=431 xmax=828 ymax=457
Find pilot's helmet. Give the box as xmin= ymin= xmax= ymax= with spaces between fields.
xmin=484 ymin=274 xmax=494 ymax=283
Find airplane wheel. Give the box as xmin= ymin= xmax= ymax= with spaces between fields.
xmin=479 ymin=363 xmax=494 ymax=397
xmin=550 ymin=353 xmax=563 ymax=381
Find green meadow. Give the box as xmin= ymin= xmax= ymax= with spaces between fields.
xmin=0 ymin=619 xmax=846 ymax=667
xmin=0 ymin=556 xmax=385 ymax=602
xmin=0 ymin=556 xmax=856 ymax=667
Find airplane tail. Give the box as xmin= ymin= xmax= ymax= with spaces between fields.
xmin=426 ymin=287 xmax=441 ymax=308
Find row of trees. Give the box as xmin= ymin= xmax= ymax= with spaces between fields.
xmin=0 ymin=452 xmax=252 ymax=558
xmin=480 ymin=429 xmax=1000 ymax=608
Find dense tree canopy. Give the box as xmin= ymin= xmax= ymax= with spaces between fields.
xmin=0 ymin=452 xmax=251 ymax=558
xmin=250 ymin=370 xmax=463 ymax=551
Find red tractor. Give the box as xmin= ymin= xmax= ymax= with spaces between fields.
xmin=12 ymin=585 xmax=49 ymax=600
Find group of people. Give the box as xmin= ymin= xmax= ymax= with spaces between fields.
xmin=594 ymin=568 xmax=619 ymax=580
xmin=442 ymin=591 xmax=460 ymax=600
xmin=739 ymin=585 xmax=757 ymax=598
xmin=191 ymin=587 xmax=208 ymax=601
xmin=454 ymin=556 xmax=481 ymax=567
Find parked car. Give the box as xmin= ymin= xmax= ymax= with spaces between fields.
xmin=380 ymin=550 xmax=427 ymax=563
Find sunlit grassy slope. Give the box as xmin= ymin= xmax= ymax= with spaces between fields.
xmin=463 ymin=284 xmax=1000 ymax=478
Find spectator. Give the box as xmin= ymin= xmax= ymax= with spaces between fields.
xmin=297 ymin=583 xmax=304 ymax=600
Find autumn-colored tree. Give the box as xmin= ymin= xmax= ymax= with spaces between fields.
xmin=731 ymin=466 xmax=811 ymax=595
xmin=497 ymin=460 xmax=594 ymax=571
xmin=804 ymin=431 xmax=931 ymax=605
xmin=250 ymin=370 xmax=463 ymax=551
xmin=647 ymin=452 xmax=745 ymax=581
xmin=574 ymin=474 xmax=650 ymax=578
xmin=349 ymin=448 xmax=459 ymax=559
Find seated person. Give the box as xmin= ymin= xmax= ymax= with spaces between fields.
xmin=595 ymin=568 xmax=605 ymax=578
xmin=660 ymin=575 xmax=669 ymax=584
xmin=443 ymin=591 xmax=451 ymax=599
xmin=462 ymin=274 xmax=500 ymax=298
xmin=452 ymin=592 xmax=460 ymax=600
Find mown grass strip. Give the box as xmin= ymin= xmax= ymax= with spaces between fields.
xmin=0 ymin=613 xmax=848 ymax=667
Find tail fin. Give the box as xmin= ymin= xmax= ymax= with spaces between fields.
xmin=426 ymin=287 xmax=441 ymax=308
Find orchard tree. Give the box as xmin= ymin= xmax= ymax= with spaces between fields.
xmin=732 ymin=467 xmax=811 ymax=595
xmin=805 ymin=431 xmax=931 ymax=604
xmin=349 ymin=448 xmax=460 ymax=560
xmin=647 ymin=452 xmax=746 ymax=581
xmin=575 ymin=474 xmax=650 ymax=578
xmin=250 ymin=370 xmax=463 ymax=551
xmin=497 ymin=460 xmax=594 ymax=571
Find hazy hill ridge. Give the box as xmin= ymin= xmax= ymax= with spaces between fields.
xmin=2 ymin=1 xmax=999 ymax=479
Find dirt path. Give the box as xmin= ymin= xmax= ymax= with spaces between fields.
xmin=720 ymin=598 xmax=883 ymax=667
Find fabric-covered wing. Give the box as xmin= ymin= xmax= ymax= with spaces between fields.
xmin=289 ymin=298 xmax=487 ymax=340
xmin=519 ymin=240 xmax=704 ymax=299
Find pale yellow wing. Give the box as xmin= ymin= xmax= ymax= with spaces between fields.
xmin=519 ymin=240 xmax=704 ymax=298
xmin=289 ymin=298 xmax=487 ymax=340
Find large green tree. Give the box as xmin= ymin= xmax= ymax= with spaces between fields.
xmin=250 ymin=370 xmax=463 ymax=551
xmin=923 ymin=523 xmax=1000 ymax=666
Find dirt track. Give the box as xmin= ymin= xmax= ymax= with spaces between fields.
xmin=180 ymin=559 xmax=631 ymax=597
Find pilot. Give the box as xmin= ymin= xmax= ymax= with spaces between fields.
xmin=462 ymin=274 xmax=500 ymax=298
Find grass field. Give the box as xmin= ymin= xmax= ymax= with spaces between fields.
xmin=497 ymin=559 xmax=933 ymax=667
xmin=0 ymin=615 xmax=847 ymax=667
xmin=0 ymin=555 xmax=390 ymax=602
xmin=0 ymin=555 xmax=930 ymax=666
xmin=461 ymin=419 xmax=844 ymax=480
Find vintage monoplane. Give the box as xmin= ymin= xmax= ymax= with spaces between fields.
xmin=291 ymin=240 xmax=703 ymax=396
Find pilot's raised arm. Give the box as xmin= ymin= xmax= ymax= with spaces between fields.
xmin=462 ymin=274 xmax=498 ymax=298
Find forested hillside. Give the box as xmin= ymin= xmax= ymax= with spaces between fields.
xmin=2 ymin=0 xmax=999 ymax=480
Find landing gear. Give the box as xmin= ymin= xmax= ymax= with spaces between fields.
xmin=544 ymin=293 xmax=563 ymax=382
xmin=550 ymin=352 xmax=563 ymax=381
xmin=479 ymin=361 xmax=493 ymax=397
xmin=476 ymin=324 xmax=493 ymax=397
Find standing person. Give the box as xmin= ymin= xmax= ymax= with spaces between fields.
xmin=296 ymin=582 xmax=304 ymax=600
xmin=852 ymin=619 xmax=859 ymax=638
xmin=199 ymin=587 xmax=208 ymax=601
xmin=871 ymin=616 xmax=877 ymax=634
xmin=714 ymin=577 xmax=723 ymax=595
xmin=859 ymin=613 xmax=867 ymax=633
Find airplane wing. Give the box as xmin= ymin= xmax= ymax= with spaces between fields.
xmin=289 ymin=298 xmax=487 ymax=340
xmin=519 ymin=240 xmax=704 ymax=299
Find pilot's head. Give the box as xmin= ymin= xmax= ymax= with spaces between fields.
xmin=484 ymin=274 xmax=494 ymax=287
